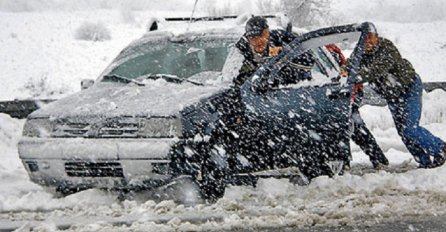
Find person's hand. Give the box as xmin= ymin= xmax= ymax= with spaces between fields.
xmin=340 ymin=66 xmax=348 ymax=78
xmin=269 ymin=46 xmax=283 ymax=57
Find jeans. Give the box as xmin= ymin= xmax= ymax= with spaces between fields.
xmin=387 ymin=75 xmax=445 ymax=166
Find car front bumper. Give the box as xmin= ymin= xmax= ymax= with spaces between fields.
xmin=18 ymin=137 xmax=178 ymax=190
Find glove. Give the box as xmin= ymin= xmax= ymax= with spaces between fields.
xmin=269 ymin=46 xmax=283 ymax=57
xmin=340 ymin=66 xmax=348 ymax=78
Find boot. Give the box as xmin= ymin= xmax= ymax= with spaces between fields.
xmin=431 ymin=145 xmax=446 ymax=168
xmin=370 ymin=153 xmax=389 ymax=170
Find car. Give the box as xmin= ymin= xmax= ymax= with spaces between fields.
xmin=17 ymin=15 xmax=375 ymax=200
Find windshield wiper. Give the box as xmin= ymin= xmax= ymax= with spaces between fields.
xmin=102 ymin=74 xmax=145 ymax=86
xmin=136 ymin=74 xmax=203 ymax=86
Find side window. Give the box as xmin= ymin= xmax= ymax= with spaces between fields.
xmin=308 ymin=46 xmax=342 ymax=86
xmin=316 ymin=47 xmax=340 ymax=75
xmin=277 ymin=45 xmax=345 ymax=88
xmin=249 ymin=25 xmax=369 ymax=94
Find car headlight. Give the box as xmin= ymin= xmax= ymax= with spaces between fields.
xmin=22 ymin=118 xmax=55 ymax=137
xmin=138 ymin=117 xmax=182 ymax=138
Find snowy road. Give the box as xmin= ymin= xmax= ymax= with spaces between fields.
xmin=2 ymin=210 xmax=446 ymax=231
xmin=1 ymin=112 xmax=446 ymax=231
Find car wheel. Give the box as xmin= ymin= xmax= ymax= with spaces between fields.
xmin=170 ymin=141 xmax=227 ymax=202
xmin=199 ymin=159 xmax=226 ymax=202
xmin=197 ymin=144 xmax=229 ymax=202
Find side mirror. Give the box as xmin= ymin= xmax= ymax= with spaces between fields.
xmin=81 ymin=79 xmax=94 ymax=90
xmin=286 ymin=21 xmax=292 ymax=33
xmin=148 ymin=21 xmax=158 ymax=31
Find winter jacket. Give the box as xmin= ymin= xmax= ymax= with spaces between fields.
xmin=234 ymin=29 xmax=314 ymax=87
xmin=356 ymin=37 xmax=416 ymax=100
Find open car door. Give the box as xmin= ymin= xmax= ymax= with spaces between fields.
xmin=239 ymin=22 xmax=376 ymax=178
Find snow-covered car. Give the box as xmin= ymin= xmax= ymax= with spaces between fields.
xmin=18 ymin=17 xmax=374 ymax=200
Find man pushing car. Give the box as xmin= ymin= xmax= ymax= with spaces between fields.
xmin=347 ymin=29 xmax=446 ymax=168
xmin=234 ymin=16 xmax=315 ymax=88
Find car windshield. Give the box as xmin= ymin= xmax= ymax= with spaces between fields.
xmin=102 ymin=37 xmax=234 ymax=84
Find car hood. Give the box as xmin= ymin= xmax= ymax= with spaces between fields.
xmin=30 ymin=81 xmax=227 ymax=119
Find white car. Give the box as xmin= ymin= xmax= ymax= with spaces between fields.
xmin=18 ymin=16 xmax=371 ymax=200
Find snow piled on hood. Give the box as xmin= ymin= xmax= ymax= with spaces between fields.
xmin=31 ymin=80 xmax=226 ymax=118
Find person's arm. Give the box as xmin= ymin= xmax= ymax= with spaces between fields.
xmin=288 ymin=52 xmax=315 ymax=71
xmin=276 ymin=52 xmax=315 ymax=84
xmin=270 ymin=29 xmax=297 ymax=46
xmin=235 ymin=36 xmax=251 ymax=60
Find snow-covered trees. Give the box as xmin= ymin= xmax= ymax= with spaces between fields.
xmin=204 ymin=0 xmax=337 ymax=28
xmin=74 ymin=21 xmax=111 ymax=41
xmin=280 ymin=0 xmax=336 ymax=28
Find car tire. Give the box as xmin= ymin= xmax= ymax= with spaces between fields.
xmin=170 ymin=141 xmax=227 ymax=202
xmin=198 ymin=158 xmax=227 ymax=202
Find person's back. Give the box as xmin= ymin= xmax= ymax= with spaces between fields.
xmin=359 ymin=37 xmax=417 ymax=100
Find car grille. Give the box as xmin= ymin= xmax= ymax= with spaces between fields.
xmin=51 ymin=117 xmax=180 ymax=138
xmin=56 ymin=122 xmax=139 ymax=138
xmin=65 ymin=161 xmax=124 ymax=177
xmin=61 ymin=122 xmax=90 ymax=136
xmin=99 ymin=125 xmax=139 ymax=138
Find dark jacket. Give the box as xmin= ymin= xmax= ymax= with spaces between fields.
xmin=234 ymin=29 xmax=314 ymax=87
xmin=357 ymin=37 xmax=417 ymax=100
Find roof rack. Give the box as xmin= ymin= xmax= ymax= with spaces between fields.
xmin=164 ymin=15 xmax=277 ymax=22
xmin=147 ymin=14 xmax=290 ymax=33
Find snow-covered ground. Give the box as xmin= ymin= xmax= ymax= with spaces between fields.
xmin=1 ymin=0 xmax=446 ymax=230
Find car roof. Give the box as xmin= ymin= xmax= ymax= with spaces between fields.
xmin=138 ymin=14 xmax=294 ymax=42
xmin=121 ymin=15 xmax=294 ymax=53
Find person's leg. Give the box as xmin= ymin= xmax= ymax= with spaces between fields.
xmin=351 ymin=106 xmax=388 ymax=168
xmin=388 ymin=75 xmax=445 ymax=167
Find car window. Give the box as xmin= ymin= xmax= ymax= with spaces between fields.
xmin=307 ymin=47 xmax=340 ymax=85
xmin=102 ymin=39 xmax=234 ymax=82
xmin=314 ymin=47 xmax=340 ymax=76
xmin=253 ymin=28 xmax=362 ymax=91
xmin=272 ymin=46 xmax=344 ymax=89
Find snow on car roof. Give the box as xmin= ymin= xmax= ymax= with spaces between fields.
xmin=144 ymin=13 xmax=293 ymax=39
xmin=118 ymin=14 xmax=294 ymax=60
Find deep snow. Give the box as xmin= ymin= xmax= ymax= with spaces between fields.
xmin=1 ymin=0 xmax=446 ymax=230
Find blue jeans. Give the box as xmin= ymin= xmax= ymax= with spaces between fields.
xmin=387 ymin=75 xmax=445 ymax=166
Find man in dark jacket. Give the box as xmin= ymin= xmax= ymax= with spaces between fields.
xmin=225 ymin=16 xmax=314 ymax=128
xmin=217 ymin=16 xmax=315 ymax=168
xmin=354 ymin=32 xmax=445 ymax=168
xmin=233 ymin=16 xmax=314 ymax=88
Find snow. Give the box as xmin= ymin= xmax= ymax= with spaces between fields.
xmin=1 ymin=0 xmax=446 ymax=230
xmin=30 ymin=81 xmax=225 ymax=118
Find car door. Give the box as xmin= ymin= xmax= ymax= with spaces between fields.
xmin=240 ymin=23 xmax=375 ymax=177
